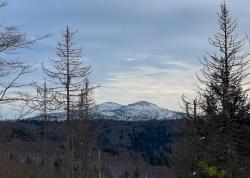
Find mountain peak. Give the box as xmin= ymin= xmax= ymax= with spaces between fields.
xmin=27 ymin=101 xmax=183 ymax=122
xmin=94 ymin=101 xmax=183 ymax=121
xmin=129 ymin=101 xmax=158 ymax=107
xmin=94 ymin=102 xmax=123 ymax=112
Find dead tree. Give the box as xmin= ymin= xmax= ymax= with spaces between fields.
xmin=172 ymin=96 xmax=204 ymax=178
xmin=27 ymin=80 xmax=58 ymax=145
xmin=0 ymin=1 xmax=46 ymax=103
xmin=78 ymin=78 xmax=95 ymax=120
xmin=22 ymin=79 xmax=58 ymax=177
xmin=42 ymin=26 xmax=91 ymax=178
xmin=76 ymin=78 xmax=96 ymax=178
xmin=42 ymin=26 xmax=90 ymax=121
xmin=0 ymin=0 xmax=48 ymax=120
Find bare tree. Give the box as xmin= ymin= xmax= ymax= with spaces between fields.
xmin=172 ymin=97 xmax=205 ymax=178
xmin=78 ymin=78 xmax=95 ymax=120
xmin=0 ymin=1 xmax=48 ymax=120
xmin=42 ymin=26 xmax=91 ymax=178
xmin=76 ymin=78 xmax=97 ymax=178
xmin=42 ymin=26 xmax=90 ymax=121
xmin=27 ymin=80 xmax=58 ymax=145
xmin=21 ymin=79 xmax=58 ymax=177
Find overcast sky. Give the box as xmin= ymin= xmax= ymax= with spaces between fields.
xmin=2 ymin=0 xmax=250 ymax=111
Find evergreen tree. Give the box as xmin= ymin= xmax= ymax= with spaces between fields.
xmin=195 ymin=2 xmax=250 ymax=177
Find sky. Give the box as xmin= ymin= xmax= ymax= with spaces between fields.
xmin=1 ymin=0 xmax=250 ymax=112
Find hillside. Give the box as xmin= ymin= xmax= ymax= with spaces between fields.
xmin=0 ymin=119 xmax=185 ymax=178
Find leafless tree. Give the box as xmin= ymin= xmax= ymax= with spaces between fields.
xmin=42 ymin=26 xmax=90 ymax=122
xmin=27 ymin=80 xmax=58 ymax=146
xmin=0 ymin=0 xmax=48 ymax=120
xmin=20 ymin=79 xmax=58 ymax=177
xmin=76 ymin=78 xmax=97 ymax=178
xmin=78 ymin=78 xmax=95 ymax=120
xmin=42 ymin=26 xmax=92 ymax=178
xmin=172 ymin=97 xmax=205 ymax=177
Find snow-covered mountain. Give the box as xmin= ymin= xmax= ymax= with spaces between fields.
xmin=27 ymin=101 xmax=183 ymax=121
xmin=93 ymin=101 xmax=183 ymax=121
xmin=94 ymin=102 xmax=123 ymax=113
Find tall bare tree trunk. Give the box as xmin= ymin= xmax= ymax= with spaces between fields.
xmin=98 ymin=148 xmax=102 ymax=178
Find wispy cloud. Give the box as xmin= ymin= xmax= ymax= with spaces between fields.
xmin=2 ymin=0 xmax=250 ymax=113
xmin=124 ymin=57 xmax=135 ymax=61
xmin=95 ymin=60 xmax=200 ymax=111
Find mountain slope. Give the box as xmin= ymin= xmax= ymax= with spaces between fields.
xmin=93 ymin=101 xmax=183 ymax=121
xmin=93 ymin=102 xmax=123 ymax=112
xmin=27 ymin=101 xmax=183 ymax=121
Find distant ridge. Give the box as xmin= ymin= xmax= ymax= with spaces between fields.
xmin=26 ymin=101 xmax=184 ymax=121
xmin=93 ymin=101 xmax=183 ymax=121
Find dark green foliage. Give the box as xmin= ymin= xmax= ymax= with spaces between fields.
xmin=97 ymin=120 xmax=175 ymax=166
xmin=175 ymin=3 xmax=250 ymax=177
xmin=128 ymin=124 xmax=172 ymax=166
xmin=197 ymin=3 xmax=250 ymax=177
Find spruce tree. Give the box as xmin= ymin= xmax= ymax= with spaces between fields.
xmin=196 ymin=2 xmax=250 ymax=177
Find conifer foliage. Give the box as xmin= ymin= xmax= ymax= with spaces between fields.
xmin=189 ymin=3 xmax=250 ymax=177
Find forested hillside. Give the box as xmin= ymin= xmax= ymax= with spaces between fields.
xmin=0 ymin=119 xmax=184 ymax=178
